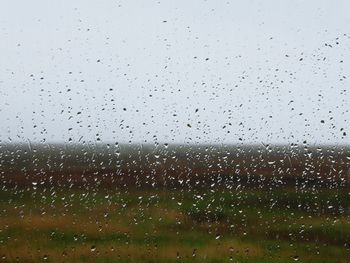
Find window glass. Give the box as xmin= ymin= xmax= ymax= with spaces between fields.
xmin=0 ymin=1 xmax=349 ymax=262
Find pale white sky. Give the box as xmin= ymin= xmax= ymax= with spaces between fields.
xmin=0 ymin=0 xmax=349 ymax=144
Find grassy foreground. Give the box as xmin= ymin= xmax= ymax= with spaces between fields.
xmin=0 ymin=186 xmax=350 ymax=262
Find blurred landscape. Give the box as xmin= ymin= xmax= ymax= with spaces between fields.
xmin=1 ymin=143 xmax=350 ymax=188
xmin=1 ymin=0 xmax=349 ymax=261
xmin=1 ymin=144 xmax=350 ymax=262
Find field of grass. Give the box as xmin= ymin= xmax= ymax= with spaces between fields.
xmin=0 ymin=186 xmax=350 ymax=262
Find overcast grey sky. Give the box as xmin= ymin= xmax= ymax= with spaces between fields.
xmin=0 ymin=0 xmax=349 ymax=145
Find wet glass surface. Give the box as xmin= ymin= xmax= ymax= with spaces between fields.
xmin=0 ymin=1 xmax=350 ymax=262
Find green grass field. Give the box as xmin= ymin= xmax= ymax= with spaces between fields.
xmin=0 ymin=186 xmax=350 ymax=262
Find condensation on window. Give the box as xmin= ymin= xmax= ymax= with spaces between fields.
xmin=0 ymin=1 xmax=349 ymax=262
